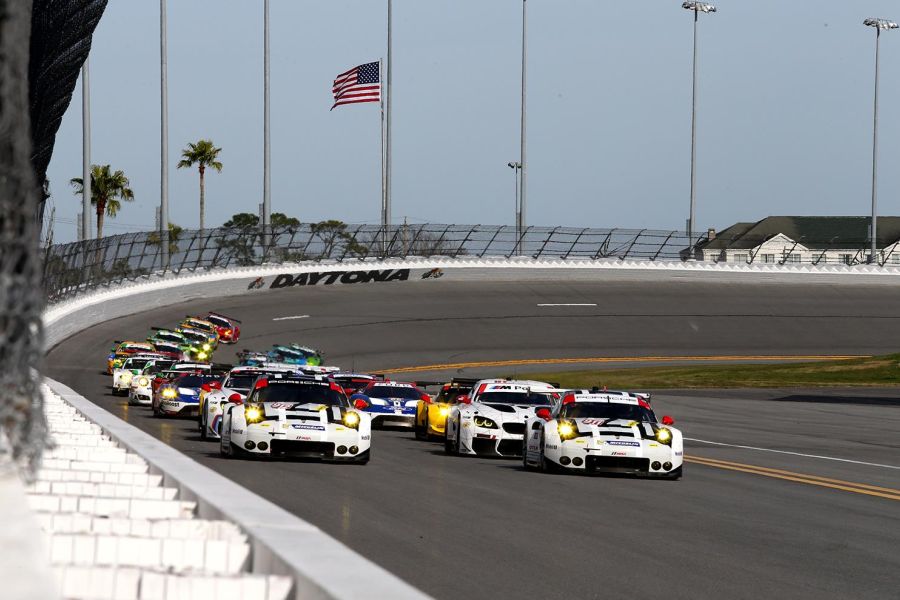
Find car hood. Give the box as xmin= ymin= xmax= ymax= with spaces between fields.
xmin=469 ymin=402 xmax=548 ymax=422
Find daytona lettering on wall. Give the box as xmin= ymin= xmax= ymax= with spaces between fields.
xmin=268 ymin=269 xmax=411 ymax=288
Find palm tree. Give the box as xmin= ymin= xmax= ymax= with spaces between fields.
xmin=70 ymin=164 xmax=135 ymax=239
xmin=177 ymin=139 xmax=222 ymax=230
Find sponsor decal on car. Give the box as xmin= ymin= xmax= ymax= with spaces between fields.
xmin=269 ymin=269 xmax=410 ymax=289
xmin=606 ymin=441 xmax=640 ymax=447
xmin=675 ymin=451 xmax=684 ymax=456
xmin=292 ymin=424 xmax=326 ymax=430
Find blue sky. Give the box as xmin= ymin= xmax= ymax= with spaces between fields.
xmin=45 ymin=0 xmax=900 ymax=243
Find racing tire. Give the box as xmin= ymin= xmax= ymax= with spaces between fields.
xmin=414 ymin=409 xmax=428 ymax=441
xmin=199 ymin=412 xmax=208 ymax=440
xmin=539 ymin=434 xmax=560 ymax=474
xmin=452 ymin=425 xmax=461 ymax=456
xmin=443 ymin=430 xmax=453 ymax=454
xmin=664 ymin=466 xmax=683 ymax=481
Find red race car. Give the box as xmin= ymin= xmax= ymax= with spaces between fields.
xmin=206 ymin=312 xmax=241 ymax=344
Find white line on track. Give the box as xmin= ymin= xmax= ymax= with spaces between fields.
xmin=537 ymin=303 xmax=597 ymax=307
xmin=272 ymin=315 xmax=310 ymax=321
xmin=686 ymin=437 xmax=900 ymax=470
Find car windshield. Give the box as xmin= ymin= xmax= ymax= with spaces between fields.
xmin=368 ymin=385 xmax=421 ymax=400
xmin=175 ymin=375 xmax=220 ymax=388
xmin=155 ymin=333 xmax=183 ymax=344
xmin=185 ymin=320 xmax=214 ymax=331
xmin=436 ymin=387 xmax=471 ymax=404
xmin=333 ymin=376 xmax=372 ymax=390
xmin=144 ymin=360 xmax=174 ymax=374
xmin=276 ymin=347 xmax=313 ymax=358
xmin=254 ymin=383 xmax=348 ymax=407
xmin=123 ymin=358 xmax=151 ymax=369
xmin=225 ymin=375 xmax=259 ymax=391
xmin=154 ymin=343 xmax=180 ymax=353
xmin=561 ymin=402 xmax=656 ymax=423
xmin=207 ymin=316 xmax=231 ymax=328
xmin=478 ymin=391 xmax=554 ymax=406
xmin=181 ymin=331 xmax=208 ymax=343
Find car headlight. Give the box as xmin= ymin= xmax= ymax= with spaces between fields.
xmin=473 ymin=416 xmax=498 ymax=429
xmin=178 ymin=387 xmax=196 ymax=396
xmin=244 ymin=404 xmax=265 ymax=424
xmin=202 ymin=343 xmax=211 ymax=351
xmin=162 ymin=388 xmax=177 ymax=399
xmin=343 ymin=411 xmax=361 ymax=429
xmin=655 ymin=427 xmax=673 ymax=445
xmin=137 ymin=377 xmax=150 ymax=387
xmin=197 ymin=351 xmax=208 ymax=360
xmin=438 ymin=406 xmax=450 ymax=417
xmin=120 ymin=371 xmax=133 ymax=381
xmin=558 ymin=420 xmax=579 ymax=440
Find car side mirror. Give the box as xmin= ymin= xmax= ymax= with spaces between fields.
xmin=421 ymin=393 xmax=432 ymax=404
xmin=209 ymin=381 xmax=222 ymax=390
xmin=457 ymin=395 xmax=471 ymax=404
xmin=536 ymin=407 xmax=551 ymax=421
xmin=661 ymin=415 xmax=675 ymax=426
xmin=228 ymin=393 xmax=243 ymax=405
xmin=353 ymin=398 xmax=369 ymax=410
xmin=201 ymin=384 xmax=211 ymax=393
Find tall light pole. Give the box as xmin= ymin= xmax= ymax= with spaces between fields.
xmin=864 ymin=18 xmax=897 ymax=263
xmin=682 ymin=1 xmax=715 ymax=247
xmin=385 ymin=0 xmax=393 ymax=242
xmin=518 ymin=0 xmax=527 ymax=256
xmin=263 ymin=0 xmax=271 ymax=248
xmin=81 ymin=60 xmax=91 ymax=242
xmin=160 ymin=0 xmax=169 ymax=265
xmin=508 ymin=161 xmax=522 ymax=253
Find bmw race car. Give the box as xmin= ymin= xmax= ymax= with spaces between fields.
xmin=219 ymin=374 xmax=371 ymax=462
xmin=206 ymin=312 xmax=241 ymax=344
xmin=111 ymin=354 xmax=165 ymax=395
xmin=199 ymin=365 xmax=299 ymax=440
xmin=522 ymin=390 xmax=683 ymax=479
xmin=152 ymin=372 xmax=222 ymax=417
xmin=350 ymin=380 xmax=430 ymax=428
xmin=415 ymin=378 xmax=476 ymax=441
xmin=106 ymin=341 xmax=155 ymax=374
xmin=267 ymin=344 xmax=323 ymax=366
xmin=444 ymin=379 xmax=561 ymax=457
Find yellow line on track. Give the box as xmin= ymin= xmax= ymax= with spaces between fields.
xmin=378 ymin=355 xmax=866 ymax=375
xmin=686 ymin=456 xmax=900 ymax=502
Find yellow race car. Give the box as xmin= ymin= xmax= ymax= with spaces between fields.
xmin=414 ymin=378 xmax=477 ymax=441
xmin=106 ymin=341 xmax=156 ymax=374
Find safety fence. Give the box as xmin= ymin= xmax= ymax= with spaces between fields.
xmin=41 ymin=223 xmax=898 ymax=304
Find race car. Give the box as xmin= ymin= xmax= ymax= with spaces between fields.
xmin=444 ymin=379 xmax=562 ymax=457
xmin=147 ymin=329 xmax=191 ymax=355
xmin=206 ymin=312 xmax=241 ymax=344
xmin=152 ymin=372 xmax=223 ymax=417
xmin=106 ymin=341 xmax=155 ymax=374
xmin=219 ymin=374 xmax=371 ymax=463
xmin=237 ymin=350 xmax=269 ymax=367
xmin=267 ymin=344 xmax=323 ymax=366
xmin=522 ymin=390 xmax=682 ymax=479
xmin=330 ymin=373 xmax=378 ymax=396
xmin=177 ymin=328 xmax=217 ymax=361
xmin=199 ymin=365 xmax=299 ymax=440
xmin=149 ymin=363 xmax=213 ymax=397
xmin=127 ymin=359 xmax=177 ymax=405
xmin=111 ymin=353 xmax=166 ymax=395
xmin=180 ymin=317 xmax=220 ymax=349
xmin=414 ymin=378 xmax=476 ymax=441
xmin=150 ymin=341 xmax=185 ymax=362
xmin=350 ymin=380 xmax=430 ymax=428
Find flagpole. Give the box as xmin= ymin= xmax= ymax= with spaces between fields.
xmin=380 ymin=57 xmax=387 ymax=255
xmin=385 ymin=0 xmax=393 ymax=249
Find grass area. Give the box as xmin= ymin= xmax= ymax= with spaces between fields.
xmin=520 ymin=354 xmax=900 ymax=389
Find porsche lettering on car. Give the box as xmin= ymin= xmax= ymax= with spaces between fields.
xmin=522 ymin=390 xmax=683 ymax=479
xmin=219 ymin=375 xmax=371 ymax=462
xmin=444 ymin=379 xmax=562 ymax=457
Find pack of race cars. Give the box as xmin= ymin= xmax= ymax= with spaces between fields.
xmin=103 ymin=314 xmax=683 ymax=478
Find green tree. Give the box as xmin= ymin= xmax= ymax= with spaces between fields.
xmin=272 ymin=213 xmax=300 ymax=228
xmin=223 ymin=213 xmax=259 ymax=228
xmin=147 ymin=222 xmax=184 ymax=256
xmin=70 ymin=164 xmax=135 ymax=239
xmin=177 ymin=139 xmax=222 ymax=230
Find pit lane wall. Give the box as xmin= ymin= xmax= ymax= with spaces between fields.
xmin=40 ymin=256 xmax=900 ymax=599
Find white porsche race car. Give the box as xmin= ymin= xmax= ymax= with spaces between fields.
xmin=111 ymin=354 xmax=165 ymax=396
xmin=199 ymin=365 xmax=299 ymax=440
xmin=523 ymin=390 xmax=683 ymax=479
xmin=444 ymin=379 xmax=562 ymax=457
xmin=219 ymin=375 xmax=371 ymax=463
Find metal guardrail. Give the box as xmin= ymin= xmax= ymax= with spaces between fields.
xmin=41 ymin=223 xmax=897 ymax=304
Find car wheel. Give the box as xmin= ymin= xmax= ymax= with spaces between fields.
xmin=199 ymin=411 xmax=208 ymax=440
xmin=539 ymin=434 xmax=557 ymax=474
xmin=523 ymin=437 xmax=536 ymax=471
xmin=444 ymin=420 xmax=455 ymax=454
xmin=453 ymin=424 xmax=462 ymax=456
xmin=415 ymin=408 xmax=427 ymax=441
xmin=666 ymin=466 xmax=683 ymax=481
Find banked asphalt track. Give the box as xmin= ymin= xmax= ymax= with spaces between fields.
xmin=47 ymin=275 xmax=900 ymax=599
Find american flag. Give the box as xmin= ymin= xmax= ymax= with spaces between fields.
xmin=331 ymin=61 xmax=381 ymax=110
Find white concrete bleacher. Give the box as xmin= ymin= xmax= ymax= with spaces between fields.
xmin=29 ymin=386 xmax=292 ymax=600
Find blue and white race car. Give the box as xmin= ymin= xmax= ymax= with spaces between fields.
xmin=153 ymin=372 xmax=223 ymax=417
xmin=522 ymin=390 xmax=683 ymax=478
xmin=350 ymin=380 xmax=430 ymax=428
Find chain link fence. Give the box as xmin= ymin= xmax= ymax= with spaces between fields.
xmin=42 ymin=222 xmax=900 ymax=304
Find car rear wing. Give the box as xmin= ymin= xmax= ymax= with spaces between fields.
xmin=208 ymin=312 xmax=242 ymax=323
